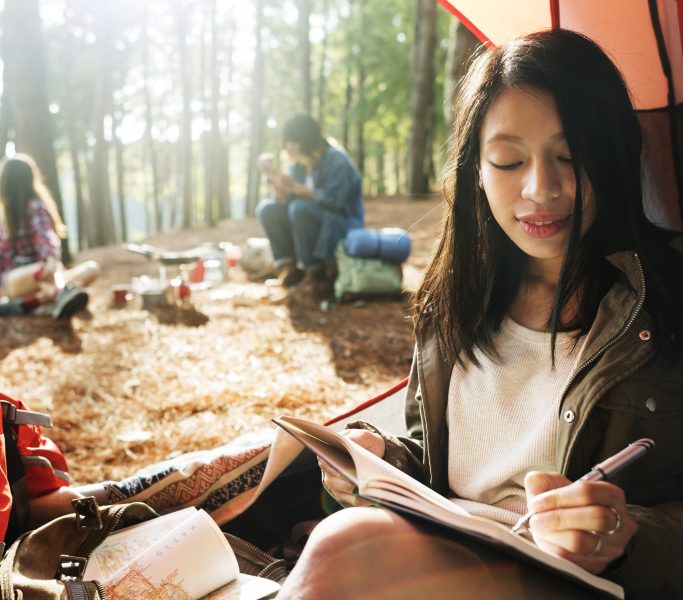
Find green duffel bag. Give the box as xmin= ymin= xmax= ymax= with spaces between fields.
xmin=334 ymin=241 xmax=403 ymax=302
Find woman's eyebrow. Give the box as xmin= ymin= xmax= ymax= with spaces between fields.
xmin=484 ymin=131 xmax=566 ymax=145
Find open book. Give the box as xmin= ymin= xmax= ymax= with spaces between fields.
xmin=83 ymin=507 xmax=280 ymax=600
xmin=274 ymin=415 xmax=624 ymax=600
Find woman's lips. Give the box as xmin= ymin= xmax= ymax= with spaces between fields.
xmin=517 ymin=215 xmax=571 ymax=238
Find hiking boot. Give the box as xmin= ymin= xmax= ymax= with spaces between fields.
xmin=302 ymin=265 xmax=326 ymax=284
xmin=287 ymin=266 xmax=335 ymax=302
xmin=52 ymin=285 xmax=89 ymax=319
xmin=324 ymin=262 xmax=338 ymax=282
xmin=279 ymin=264 xmax=305 ymax=287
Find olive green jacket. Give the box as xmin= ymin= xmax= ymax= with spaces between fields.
xmin=366 ymin=250 xmax=683 ymax=599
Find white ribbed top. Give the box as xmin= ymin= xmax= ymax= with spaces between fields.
xmin=447 ymin=318 xmax=586 ymax=525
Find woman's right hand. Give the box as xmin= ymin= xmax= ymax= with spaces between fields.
xmin=319 ymin=429 xmax=385 ymax=506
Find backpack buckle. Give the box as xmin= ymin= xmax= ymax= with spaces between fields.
xmin=0 ymin=400 xmax=52 ymax=428
xmin=71 ymin=496 xmax=103 ymax=531
xmin=56 ymin=555 xmax=87 ymax=582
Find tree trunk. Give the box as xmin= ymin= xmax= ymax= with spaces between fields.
xmin=407 ymin=0 xmax=437 ymax=198
xmin=298 ymin=0 xmax=312 ymax=114
xmin=112 ymin=99 xmax=127 ymax=242
xmin=62 ymin=66 xmax=89 ymax=251
xmin=394 ymin=147 xmax=402 ymax=195
xmin=315 ymin=0 xmax=330 ymax=128
xmin=355 ymin=0 xmax=366 ymax=176
xmin=341 ymin=0 xmax=355 ymax=151
xmin=2 ymin=0 xmax=71 ymax=260
xmin=206 ymin=0 xmax=222 ymax=226
xmin=444 ymin=19 xmax=479 ymax=132
xmin=342 ymin=73 xmax=353 ymax=151
xmin=375 ymin=144 xmax=386 ymax=196
xmin=89 ymin=0 xmax=117 ymax=247
xmin=246 ymin=0 xmax=265 ymax=217
xmin=176 ymin=1 xmax=194 ymax=228
xmin=200 ymin=0 xmax=210 ymax=226
xmin=142 ymin=5 xmax=161 ymax=234
xmin=0 ymin=81 xmax=11 ymax=159
xmin=220 ymin=12 xmax=236 ymax=220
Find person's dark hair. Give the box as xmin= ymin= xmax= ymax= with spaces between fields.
xmin=282 ymin=114 xmax=325 ymax=156
xmin=0 ymin=153 xmax=66 ymax=240
xmin=414 ymin=28 xmax=683 ymax=365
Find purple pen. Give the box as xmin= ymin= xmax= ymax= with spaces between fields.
xmin=578 ymin=438 xmax=655 ymax=482
xmin=511 ymin=438 xmax=655 ymax=534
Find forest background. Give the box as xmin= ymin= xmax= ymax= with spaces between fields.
xmin=0 ymin=0 xmax=478 ymax=259
xmin=0 ymin=0 xmax=481 ymax=483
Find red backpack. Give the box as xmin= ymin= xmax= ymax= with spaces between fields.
xmin=0 ymin=393 xmax=70 ymax=551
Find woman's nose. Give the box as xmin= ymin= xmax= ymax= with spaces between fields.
xmin=521 ymin=159 xmax=561 ymax=204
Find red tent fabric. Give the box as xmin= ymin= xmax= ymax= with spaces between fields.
xmin=439 ymin=0 xmax=683 ymax=230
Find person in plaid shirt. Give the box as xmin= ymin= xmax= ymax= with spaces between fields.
xmin=0 ymin=154 xmax=98 ymax=318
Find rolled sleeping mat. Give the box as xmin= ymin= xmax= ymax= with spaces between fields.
xmin=343 ymin=228 xmax=411 ymax=264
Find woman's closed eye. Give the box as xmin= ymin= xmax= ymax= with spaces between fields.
xmin=489 ymin=160 xmax=523 ymax=170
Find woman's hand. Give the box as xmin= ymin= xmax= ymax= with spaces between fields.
xmin=319 ymin=429 xmax=385 ymax=506
xmin=524 ymin=471 xmax=638 ymax=574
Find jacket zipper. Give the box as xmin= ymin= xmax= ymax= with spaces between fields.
xmin=560 ymin=252 xmax=647 ymax=471
xmin=561 ymin=252 xmax=647 ymax=400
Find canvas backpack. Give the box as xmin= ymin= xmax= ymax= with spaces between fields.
xmin=0 ymin=497 xmax=159 ymax=600
xmin=0 ymin=497 xmax=290 ymax=599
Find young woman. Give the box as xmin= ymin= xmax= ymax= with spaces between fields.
xmin=0 ymin=154 xmax=98 ymax=318
xmin=256 ymin=114 xmax=364 ymax=288
xmin=277 ymin=30 xmax=683 ymax=599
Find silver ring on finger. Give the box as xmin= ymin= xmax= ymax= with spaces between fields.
xmin=588 ymin=531 xmax=602 ymax=556
xmin=605 ymin=507 xmax=622 ymax=536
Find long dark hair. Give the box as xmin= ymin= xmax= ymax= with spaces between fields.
xmin=0 ymin=154 xmax=66 ymax=240
xmin=414 ymin=29 xmax=683 ymax=365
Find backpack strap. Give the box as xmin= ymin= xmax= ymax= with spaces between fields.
xmin=1 ymin=407 xmax=29 ymax=547
xmin=57 ymin=556 xmax=102 ymax=600
xmin=63 ymin=581 xmax=102 ymax=600
xmin=0 ymin=401 xmax=52 ymax=428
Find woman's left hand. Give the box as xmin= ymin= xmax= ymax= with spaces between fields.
xmin=523 ymin=471 xmax=638 ymax=574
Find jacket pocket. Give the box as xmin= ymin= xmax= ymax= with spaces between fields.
xmin=595 ymin=365 xmax=683 ymax=506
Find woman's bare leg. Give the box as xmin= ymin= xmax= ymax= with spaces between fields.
xmin=277 ymin=507 xmax=600 ymax=600
xmin=2 ymin=262 xmax=43 ymax=298
xmin=278 ymin=507 xmax=509 ymax=600
xmin=57 ymin=260 xmax=100 ymax=288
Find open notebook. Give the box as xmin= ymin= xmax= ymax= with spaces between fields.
xmin=274 ymin=415 xmax=624 ymax=600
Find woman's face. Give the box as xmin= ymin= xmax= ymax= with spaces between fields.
xmin=478 ymin=87 xmax=594 ymax=276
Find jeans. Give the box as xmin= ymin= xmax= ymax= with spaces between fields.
xmin=0 ymin=298 xmax=26 ymax=316
xmin=257 ymin=198 xmax=326 ymax=269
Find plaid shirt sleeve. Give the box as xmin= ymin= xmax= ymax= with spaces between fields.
xmin=27 ymin=198 xmax=62 ymax=263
